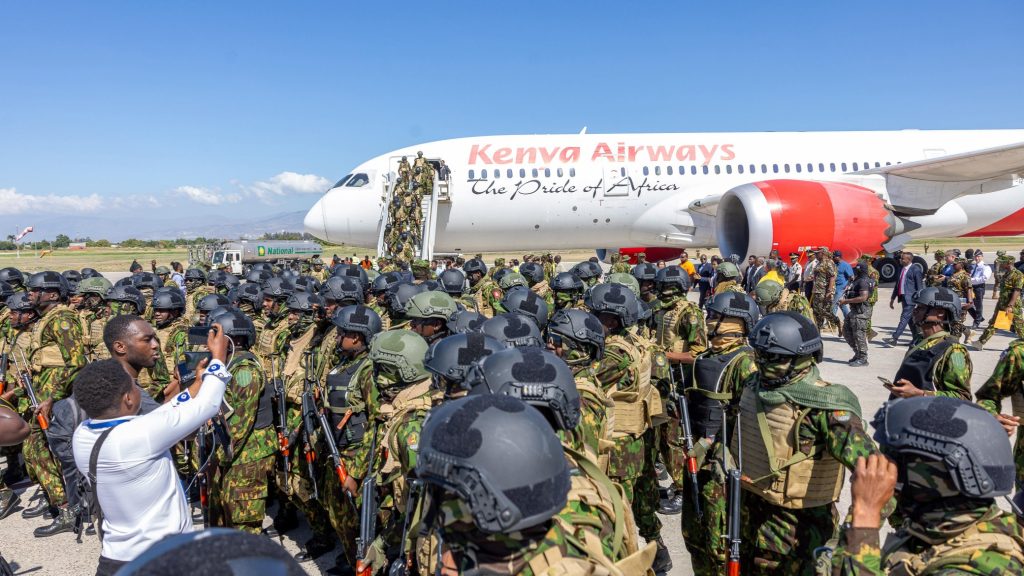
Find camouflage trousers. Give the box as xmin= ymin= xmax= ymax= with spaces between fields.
xmin=210 ymin=456 xmax=273 ymax=534
xmin=656 ymin=413 xmax=686 ymax=491
xmin=278 ymin=446 xmax=336 ymax=546
xmin=979 ymin=307 xmax=1024 ymax=345
xmin=680 ymin=463 xmax=728 ymax=575
xmin=324 ymin=463 xmax=360 ymax=566
xmin=607 ymin=429 xmax=662 ymax=540
xmin=811 ymin=293 xmax=840 ymax=333
xmin=24 ymin=426 xmax=64 ymax=505
xmin=949 ymin=318 xmax=972 ymax=343
xmin=740 ymin=496 xmax=838 ymax=575
xmin=842 ymin=308 xmax=871 ymax=360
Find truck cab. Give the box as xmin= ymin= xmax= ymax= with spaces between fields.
xmin=211 ymin=249 xmax=244 ymax=274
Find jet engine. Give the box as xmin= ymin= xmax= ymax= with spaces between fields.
xmin=715 ymin=180 xmax=900 ymax=260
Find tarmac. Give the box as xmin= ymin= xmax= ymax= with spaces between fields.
xmin=0 ymin=282 xmax=1019 ymax=575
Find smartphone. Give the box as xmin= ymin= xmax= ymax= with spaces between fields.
xmin=877 ymin=376 xmax=894 ymax=389
xmin=187 ymin=325 xmax=218 ymax=346
xmin=178 ymin=351 xmax=211 ymax=386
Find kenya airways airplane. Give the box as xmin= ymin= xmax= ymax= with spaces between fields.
xmin=303 ymin=129 xmax=1024 ymax=281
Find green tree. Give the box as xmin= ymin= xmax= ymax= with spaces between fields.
xmin=53 ymin=234 xmax=71 ymax=248
xmin=89 ymin=239 xmax=111 ymax=247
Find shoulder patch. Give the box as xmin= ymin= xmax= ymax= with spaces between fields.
xmin=492 ymin=289 xmax=503 ymax=299
xmin=59 ymin=320 xmax=71 ymax=331
xmin=832 ymin=410 xmax=850 ymax=423
xmin=407 ymin=432 xmax=418 ymax=451
xmin=654 ymin=353 xmax=667 ymax=367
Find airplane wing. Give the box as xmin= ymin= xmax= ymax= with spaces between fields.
xmin=856 ymin=141 xmax=1024 ymax=215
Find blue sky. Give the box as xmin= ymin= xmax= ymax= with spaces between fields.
xmin=1 ymin=1 xmax=1022 ymax=239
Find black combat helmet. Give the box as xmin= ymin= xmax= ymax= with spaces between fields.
xmin=331 ymin=305 xmax=383 ymax=343
xmin=105 ymin=284 xmax=147 ymax=313
xmin=80 ymin=267 xmax=102 ymax=279
xmin=370 ymin=271 xmax=405 ymax=295
xmin=550 ymin=272 xmax=584 ymax=295
xmin=584 ymin=283 xmax=640 ymax=327
xmin=630 ymin=262 xmax=659 ymax=283
xmin=0 ymin=281 xmax=13 ymax=302
xmin=872 ymin=396 xmax=1014 ymax=499
xmin=517 ymin=262 xmax=544 ymax=285
xmin=152 ymin=287 xmax=186 ymax=311
xmin=415 ymin=394 xmax=571 ymax=534
xmin=197 ymin=293 xmax=231 ymax=314
xmin=330 ymin=263 xmax=369 ymax=288
xmin=245 ymin=269 xmax=272 ymax=284
xmin=285 ymin=291 xmax=323 ymax=313
xmin=232 ymin=283 xmax=263 ymax=309
xmin=320 ymin=276 xmax=363 ymax=306
xmin=184 ymin=268 xmax=207 ymax=283
xmin=424 ymin=332 xmax=505 ymax=394
xmin=386 ymin=282 xmax=426 ymax=315
xmin=7 ymin=292 xmax=35 ymax=313
xmin=62 ymin=270 xmax=82 ymax=292
xmin=748 ymin=311 xmax=823 ymax=361
xmin=912 ymin=286 xmax=963 ymax=322
xmin=463 ymin=258 xmax=487 ymax=278
xmin=705 ymin=292 xmax=760 ymax=332
xmin=446 ymin=310 xmax=487 ymax=335
xmin=492 ymin=267 xmax=513 ymax=284
xmin=466 ymin=346 xmax=581 ymax=431
xmin=656 ymin=265 xmax=691 ymax=292
xmin=501 ymin=288 xmax=549 ymax=330
xmin=130 ymin=271 xmax=162 ymax=292
xmin=437 ymin=269 xmax=466 ymax=296
xmin=26 ymin=271 xmax=71 ymax=299
xmin=207 ymin=306 xmax=257 ymax=348
xmin=571 ymin=261 xmax=602 ymax=282
xmin=293 ymin=275 xmax=321 ymax=294
xmin=546 ymin=309 xmax=605 ymax=361
xmin=261 ymin=277 xmax=295 ymax=300
xmin=480 ymin=313 xmax=543 ymax=348
xmin=0 ymin=268 xmax=25 ymax=288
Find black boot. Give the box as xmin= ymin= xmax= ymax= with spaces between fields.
xmin=325 ymin=553 xmax=356 ymax=576
xmin=271 ymin=503 xmax=299 ymax=536
xmin=1 ymin=462 xmax=28 ymax=487
xmin=651 ymin=536 xmax=673 ymax=574
xmin=657 ymin=492 xmax=683 ymax=515
xmin=654 ymin=462 xmax=669 ymax=483
xmin=294 ymin=537 xmax=336 ymax=563
xmin=34 ymin=506 xmax=77 ymax=537
xmin=21 ymin=497 xmax=54 ymax=519
xmin=0 ymin=489 xmax=19 ymax=519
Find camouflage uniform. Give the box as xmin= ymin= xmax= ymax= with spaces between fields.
xmin=651 ymin=293 xmax=707 ymax=496
xmin=764 ymin=289 xmax=815 ymax=323
xmin=155 ymin=316 xmax=190 ymax=382
xmin=680 ymin=341 xmax=757 ymax=575
xmin=529 ymin=280 xmax=555 ymax=315
xmin=833 ymin=503 xmax=1024 ymax=575
xmin=978 ymin=264 xmax=1024 ymax=345
xmin=976 ymin=338 xmax=1024 ymax=489
xmin=811 ymin=254 xmax=840 ymax=332
xmin=926 ymin=255 xmax=947 ymax=287
xmin=735 ymin=365 xmax=883 ymax=574
xmin=209 ymin=351 xmax=276 ymax=534
xmin=948 ymin=267 xmax=974 ymax=341
xmin=714 ymin=279 xmax=746 ymax=295
xmin=24 ymin=304 xmax=87 ymax=506
xmin=858 ymin=257 xmax=880 ymax=339
xmin=894 ymin=331 xmax=973 ymax=401
xmin=591 ymin=330 xmax=663 ymax=541
xmin=465 ymin=276 xmax=502 ymax=318
xmin=187 ymin=284 xmax=214 ymax=324
xmin=80 ymin=308 xmax=111 ymax=361
xmin=609 ymin=253 xmax=630 ymax=274
xmin=543 ymin=257 xmax=556 ymax=281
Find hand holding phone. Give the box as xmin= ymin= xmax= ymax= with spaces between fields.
xmin=877 ymin=376 xmax=894 ymax=390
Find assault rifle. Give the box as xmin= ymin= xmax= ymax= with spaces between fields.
xmin=318 ymin=405 xmax=352 ymax=490
xmin=196 ymin=422 xmax=211 ymax=527
xmin=721 ymin=393 xmax=742 ymax=576
xmin=270 ymin=356 xmax=290 ymax=486
xmin=355 ymin=428 xmax=379 ymax=576
xmin=13 ymin=350 xmax=47 ymax=430
xmin=389 ymin=479 xmax=422 ymax=576
xmin=668 ymin=365 xmax=702 ymax=520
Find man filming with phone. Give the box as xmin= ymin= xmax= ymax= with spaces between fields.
xmin=72 ymin=323 xmax=231 ymax=576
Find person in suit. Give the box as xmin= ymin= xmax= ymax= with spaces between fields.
xmin=888 ymin=251 xmax=923 ymax=345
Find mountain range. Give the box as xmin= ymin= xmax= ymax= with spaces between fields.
xmin=12 ymin=210 xmax=310 ymax=242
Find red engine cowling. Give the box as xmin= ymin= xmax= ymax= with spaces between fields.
xmin=617 ymin=247 xmax=685 ymax=265
xmin=715 ymin=180 xmax=898 ymax=260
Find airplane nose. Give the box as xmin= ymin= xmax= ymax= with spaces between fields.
xmin=304 ymin=197 xmax=328 ymax=242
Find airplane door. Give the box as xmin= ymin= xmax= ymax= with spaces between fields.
xmin=603 ymin=166 xmax=629 ymax=198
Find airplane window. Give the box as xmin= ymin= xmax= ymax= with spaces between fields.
xmin=346 ymin=173 xmax=369 ymax=187
xmin=702 ymin=165 xmax=709 ymax=175
xmin=807 ymin=163 xmax=813 ymax=172
xmin=852 ymin=162 xmax=859 ymax=171
xmin=818 ymin=163 xmax=824 ymax=172
xmin=691 ymin=166 xmax=698 ymax=175
xmin=666 ymin=166 xmax=673 ymax=175
xmin=532 ymin=169 xmax=538 ymax=177
xmin=714 ymin=165 xmax=721 ymax=174
xmin=469 ymin=170 xmax=475 ymax=179
xmin=544 ymin=168 xmax=551 ymax=177
xmin=783 ymin=164 xmax=790 ymax=173
xmin=520 ymin=169 xmax=526 ymax=178
xmin=570 ymin=168 xmax=576 ymax=177
xmin=737 ymin=165 xmax=744 ymax=174
xmin=482 ymin=169 xmax=488 ymax=178
xmin=829 ymin=163 xmax=836 ymax=172
xmin=332 ymin=174 xmax=352 ymax=188
xmin=874 ymin=162 xmax=881 ymax=168
xmin=726 ymin=165 xmax=733 ymax=174
xmin=557 ymin=168 xmax=563 ymax=177
xmin=795 ymin=164 xmax=802 ymax=173
xmin=654 ymin=166 xmax=661 ymax=175
xmin=772 ymin=164 xmax=779 ymax=174
xmin=643 ymin=167 xmax=649 ymax=176
xmin=749 ymin=164 xmax=756 ymax=173
xmin=841 ymin=163 xmax=847 ymax=171
xmin=761 ymin=164 xmax=767 ymax=173
xmin=678 ymin=166 xmax=685 ymax=175
xmin=885 ymin=161 xmax=892 ymax=166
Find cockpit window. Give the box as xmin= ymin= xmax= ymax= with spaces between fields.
xmin=332 ymin=174 xmax=352 ymax=189
xmin=346 ymin=173 xmax=370 ymax=187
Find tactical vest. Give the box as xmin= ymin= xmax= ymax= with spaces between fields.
xmin=156 ymin=317 xmax=189 ymax=374
xmin=379 ymin=379 xmax=435 ymax=490
xmin=893 ymin=336 xmax=957 ymax=392
xmin=734 ymin=385 xmax=844 ymax=509
xmin=256 ymin=321 xmax=289 ymax=372
xmin=281 ymin=327 xmax=317 ymax=404
xmin=685 ymin=346 xmax=749 ymax=440
xmin=470 ymin=280 xmax=497 ymax=318
xmin=325 ymin=358 xmax=370 ymax=448
xmin=30 ymin=304 xmax=76 ymax=371
xmin=882 ymin=513 xmax=1024 ymax=575
xmin=228 ymin=351 xmax=273 ymax=430
xmin=605 ymin=334 xmax=662 ymax=436
xmin=84 ymin=312 xmax=110 ymax=361
xmin=574 ymin=376 xmax=615 ymax=473
xmin=654 ymin=298 xmax=697 ymax=354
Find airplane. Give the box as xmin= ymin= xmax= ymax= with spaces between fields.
xmin=303 ymin=129 xmax=1024 ymax=281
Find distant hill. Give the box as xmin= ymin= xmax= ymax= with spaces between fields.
xmin=18 ymin=211 xmax=309 ymax=242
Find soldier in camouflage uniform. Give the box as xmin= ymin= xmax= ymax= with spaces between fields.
xmin=0 ymin=268 xmax=25 ymax=293
xmin=518 ymin=261 xmax=555 ymax=313
xmin=20 ymin=272 xmax=87 ymax=530
xmin=947 ymin=257 xmax=975 ymax=342
xmin=463 ymin=258 xmax=502 ymax=317
xmin=414 ymin=395 xmax=628 ymax=575
xmin=973 ymin=254 xmax=1024 ymax=350
xmin=309 ymin=257 xmax=329 ymax=284
xmin=184 ymin=267 xmax=211 ymax=323
xmin=811 ymin=246 xmax=840 ymax=333
xmin=650 ymin=266 xmax=706 ymax=515
xmin=712 ymin=261 xmax=746 ymax=295
xmin=586 ymin=283 xmax=672 ymax=573
xmin=154 ymin=265 xmax=177 ymax=289
xmin=205 ymin=307 xmax=276 ymax=535
xmin=152 ymin=288 xmax=190 ymax=385
xmin=550 ymin=271 xmax=586 ymax=312
xmin=73 ymin=276 xmax=113 ymax=361
xmin=609 ymin=251 xmax=631 ymax=274
xmin=737 ymin=311 xmax=885 ymax=574
xmin=832 ymin=397 xmax=1024 ymax=575
xmin=976 ymin=337 xmax=1024 ymax=494
xmin=925 ymin=249 xmax=947 ymax=287
xmin=406 ymin=290 xmax=456 ymax=345
xmin=255 ymin=277 xmax=293 ymax=368
xmin=572 ymin=260 xmax=603 ymax=289
xmin=857 ymin=255 xmax=880 ymax=341
xmin=753 ymin=279 xmax=814 ymax=322
xmin=0 ymin=292 xmax=37 ymax=518
xmin=838 ymin=262 xmax=876 ymax=367
xmin=680 ymin=292 xmax=759 ymax=576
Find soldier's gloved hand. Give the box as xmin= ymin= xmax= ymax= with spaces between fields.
xmin=364 ymin=536 xmax=389 ymax=575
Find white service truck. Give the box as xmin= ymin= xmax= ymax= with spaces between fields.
xmin=211 ymin=240 xmax=322 ymax=274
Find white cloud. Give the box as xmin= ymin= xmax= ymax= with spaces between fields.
xmin=174 ymin=185 xmax=241 ymax=206
xmin=245 ymin=171 xmax=331 ymax=200
xmin=0 ymin=187 xmax=104 ymax=215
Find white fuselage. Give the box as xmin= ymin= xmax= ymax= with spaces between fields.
xmin=304 ymin=130 xmax=1024 ymax=252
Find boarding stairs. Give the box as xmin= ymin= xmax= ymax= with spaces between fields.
xmin=376 ymin=160 xmax=446 ymax=262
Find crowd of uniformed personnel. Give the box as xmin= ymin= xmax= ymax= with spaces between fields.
xmin=1 ymin=244 xmax=1024 ymax=575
